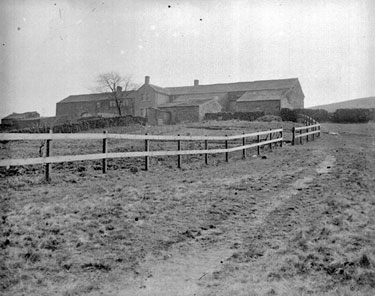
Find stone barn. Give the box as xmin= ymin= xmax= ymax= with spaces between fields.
xmin=134 ymin=77 xmax=304 ymax=117
xmin=234 ymin=79 xmax=305 ymax=114
xmin=146 ymin=108 xmax=171 ymax=125
xmin=157 ymin=98 xmax=222 ymax=124
xmin=56 ymin=87 xmax=137 ymax=120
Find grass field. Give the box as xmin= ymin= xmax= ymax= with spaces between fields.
xmin=1 ymin=120 xmax=374 ymax=295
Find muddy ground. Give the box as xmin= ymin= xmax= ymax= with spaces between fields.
xmin=1 ymin=121 xmax=375 ymax=295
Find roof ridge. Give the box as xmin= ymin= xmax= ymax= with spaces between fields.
xmin=165 ymin=78 xmax=298 ymax=90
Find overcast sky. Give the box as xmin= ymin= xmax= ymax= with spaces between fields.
xmin=0 ymin=0 xmax=374 ymax=118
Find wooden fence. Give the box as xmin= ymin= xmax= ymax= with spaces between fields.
xmin=0 ymin=128 xmax=283 ymax=181
xmin=292 ymin=123 xmax=321 ymax=145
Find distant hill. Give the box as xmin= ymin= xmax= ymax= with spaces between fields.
xmin=310 ymin=97 xmax=375 ymax=112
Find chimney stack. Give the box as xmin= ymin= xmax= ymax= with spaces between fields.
xmin=145 ymin=76 xmax=150 ymax=85
xmin=194 ymin=79 xmax=199 ymax=86
xmin=116 ymin=86 xmax=122 ymax=93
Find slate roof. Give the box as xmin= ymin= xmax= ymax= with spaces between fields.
xmin=58 ymin=78 xmax=300 ymax=105
xmin=165 ymin=78 xmax=299 ymax=96
xmin=3 ymin=111 xmax=40 ymax=120
xmin=158 ymin=98 xmax=216 ymax=108
xmin=237 ymin=89 xmax=287 ymax=102
xmin=148 ymin=84 xmax=171 ymax=95
xmin=58 ymin=90 xmax=137 ymax=103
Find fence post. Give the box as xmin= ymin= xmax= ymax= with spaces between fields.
xmin=300 ymin=129 xmax=303 ymax=145
xmin=242 ymin=132 xmax=246 ymax=159
xmin=144 ymin=133 xmax=149 ymax=171
xmin=177 ymin=134 xmax=181 ymax=169
xmin=306 ymin=126 xmax=309 ymax=142
xmin=292 ymin=127 xmax=295 ymax=146
xmin=205 ymin=137 xmax=208 ymax=165
xmin=45 ymin=129 xmax=52 ymax=182
xmin=312 ymin=125 xmax=315 ymax=141
xmin=269 ymin=129 xmax=272 ymax=150
xmin=102 ymin=130 xmax=108 ymax=174
xmin=280 ymin=129 xmax=283 ymax=147
xmin=225 ymin=135 xmax=229 ymax=162
xmin=257 ymin=132 xmax=260 ymax=155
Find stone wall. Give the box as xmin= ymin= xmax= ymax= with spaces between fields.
xmin=159 ymin=106 xmax=199 ymax=124
xmin=147 ymin=108 xmax=171 ymax=125
xmin=5 ymin=116 xmax=146 ymax=133
xmin=235 ymin=100 xmax=280 ymax=115
xmin=284 ymin=83 xmax=304 ymax=109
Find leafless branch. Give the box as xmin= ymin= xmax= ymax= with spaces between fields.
xmin=93 ymin=72 xmax=137 ymax=116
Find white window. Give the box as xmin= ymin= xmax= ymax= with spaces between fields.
xmin=96 ymin=102 xmax=101 ymax=108
xmin=109 ymin=101 xmax=116 ymax=108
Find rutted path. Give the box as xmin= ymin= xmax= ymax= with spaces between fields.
xmin=118 ymin=145 xmax=335 ymax=296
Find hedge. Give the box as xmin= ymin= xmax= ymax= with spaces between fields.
xmin=204 ymin=111 xmax=265 ymax=121
xmin=280 ymin=108 xmax=299 ymax=122
xmin=332 ymin=108 xmax=375 ymax=123
xmin=280 ymin=108 xmax=331 ymax=122
xmin=296 ymin=109 xmax=330 ymax=122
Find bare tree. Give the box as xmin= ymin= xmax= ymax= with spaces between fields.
xmin=95 ymin=72 xmax=137 ymax=116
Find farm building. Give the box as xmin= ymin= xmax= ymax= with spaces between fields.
xmin=146 ymin=108 xmax=171 ymax=125
xmin=154 ymin=98 xmax=222 ymax=124
xmin=234 ymin=80 xmax=305 ymax=113
xmin=133 ymin=77 xmax=304 ymax=117
xmin=1 ymin=111 xmax=40 ymax=129
xmin=135 ymin=76 xmax=170 ymax=118
xmin=56 ymin=87 xmax=137 ymax=120
xmin=56 ymin=76 xmax=304 ymax=123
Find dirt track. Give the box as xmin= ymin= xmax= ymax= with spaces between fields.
xmin=1 ymin=122 xmax=375 ymax=295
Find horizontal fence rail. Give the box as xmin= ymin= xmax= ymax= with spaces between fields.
xmin=294 ymin=123 xmax=320 ymax=131
xmin=292 ymin=123 xmax=321 ymax=145
xmin=0 ymin=129 xmax=281 ymax=142
xmin=0 ymin=128 xmax=283 ymax=181
xmin=0 ymin=138 xmax=282 ymax=167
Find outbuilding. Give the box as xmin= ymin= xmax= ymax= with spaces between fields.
xmin=157 ymin=98 xmax=222 ymax=124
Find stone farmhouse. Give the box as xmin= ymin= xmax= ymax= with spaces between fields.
xmin=55 ymin=76 xmax=304 ymax=124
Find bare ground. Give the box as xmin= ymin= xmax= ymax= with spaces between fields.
xmin=1 ymin=121 xmax=375 ymax=295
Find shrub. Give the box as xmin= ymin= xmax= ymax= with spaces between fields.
xmin=333 ymin=109 xmax=373 ymax=123
xmin=204 ymin=112 xmax=264 ymax=121
xmin=257 ymin=115 xmax=282 ymax=122
xmin=296 ymin=109 xmax=330 ymax=122
xmin=280 ymin=108 xmax=298 ymax=122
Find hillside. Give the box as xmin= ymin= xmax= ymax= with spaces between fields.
xmin=311 ymin=97 xmax=375 ymax=112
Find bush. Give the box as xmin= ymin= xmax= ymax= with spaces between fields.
xmin=234 ymin=112 xmax=265 ymax=121
xmin=257 ymin=115 xmax=282 ymax=122
xmin=204 ymin=111 xmax=264 ymax=121
xmin=333 ymin=109 xmax=373 ymax=123
xmin=296 ymin=109 xmax=330 ymax=122
xmin=280 ymin=108 xmax=298 ymax=122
